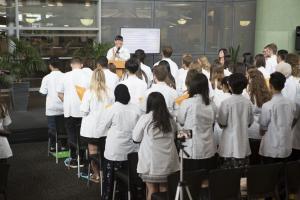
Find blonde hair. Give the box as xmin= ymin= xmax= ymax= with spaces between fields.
xmin=90 ymin=67 xmax=107 ymax=101
xmin=198 ymin=56 xmax=211 ymax=71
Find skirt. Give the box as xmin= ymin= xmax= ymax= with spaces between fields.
xmin=140 ymin=174 xmax=168 ymax=183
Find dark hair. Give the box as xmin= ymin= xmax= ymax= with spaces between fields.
xmin=182 ymin=54 xmax=193 ymax=67
xmin=269 ymin=72 xmax=286 ymax=91
xmin=188 ymin=73 xmax=210 ymax=105
xmin=115 ymin=35 xmax=123 ymax=41
xmin=159 ymin=60 xmax=176 ymax=89
xmin=232 ymin=62 xmax=246 ymax=75
xmin=71 ymin=57 xmax=82 ymax=64
xmin=49 ymin=57 xmax=63 ymax=71
xmin=277 ymin=49 xmax=288 ymax=62
xmin=135 ymin=49 xmax=146 ymax=63
xmin=185 ymin=69 xmax=201 ymax=89
xmin=286 ymin=53 xmax=300 ymax=77
xmin=153 ymin=64 xmax=168 ymax=81
xmin=218 ymin=48 xmax=229 ymax=57
xmin=254 ymin=54 xmax=266 ymax=68
xmin=125 ymin=58 xmax=140 ymax=74
xmin=108 ymin=63 xmax=116 ymax=73
xmin=114 ymin=84 xmax=130 ymax=105
xmin=243 ymin=52 xmax=254 ymax=66
xmin=228 ymin=73 xmax=248 ymax=94
xmin=221 ymin=76 xmax=231 ymax=93
xmin=162 ymin=46 xmax=173 ymax=58
xmin=146 ymin=92 xmax=172 ymax=133
xmin=97 ymin=56 xmax=108 ymax=68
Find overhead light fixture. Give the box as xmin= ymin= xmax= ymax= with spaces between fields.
xmin=57 ymin=2 xmax=63 ymax=7
xmin=240 ymin=20 xmax=251 ymax=27
xmin=64 ymin=24 xmax=69 ymax=27
xmin=208 ymin=10 xmax=214 ymax=17
xmin=177 ymin=18 xmax=187 ymax=25
xmin=25 ymin=18 xmax=36 ymax=24
xmin=48 ymin=3 xmax=55 ymax=7
xmin=80 ymin=18 xmax=94 ymax=26
xmin=85 ymin=2 xmax=91 ymax=7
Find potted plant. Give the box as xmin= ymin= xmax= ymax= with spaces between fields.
xmin=73 ymin=41 xmax=112 ymax=67
xmin=0 ymin=38 xmax=46 ymax=111
xmin=229 ymin=45 xmax=241 ymax=64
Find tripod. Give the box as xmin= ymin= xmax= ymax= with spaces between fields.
xmin=175 ymin=141 xmax=193 ymax=200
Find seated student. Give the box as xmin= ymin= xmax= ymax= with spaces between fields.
xmin=135 ymin=49 xmax=153 ymax=88
xmin=57 ymin=57 xmax=90 ymax=168
xmin=218 ymin=73 xmax=254 ymax=169
xmin=177 ymin=73 xmax=217 ymax=171
xmin=119 ymin=58 xmax=147 ymax=107
xmin=246 ymin=68 xmax=271 ymax=165
xmin=99 ymin=84 xmax=141 ymax=200
xmin=177 ymin=54 xmax=193 ymax=95
xmin=0 ymin=102 xmax=12 ymax=163
xmin=133 ymin=92 xmax=179 ymax=200
xmin=39 ymin=57 xmax=66 ymax=152
xmin=154 ymin=46 xmax=179 ymax=83
xmin=197 ymin=55 xmax=211 ymax=79
xmin=158 ymin=60 xmax=176 ymax=90
xmin=96 ymin=56 xmax=119 ymax=98
xmin=259 ymin=72 xmax=297 ymax=163
xmin=80 ymin=67 xmax=113 ymax=183
xmin=144 ymin=64 xmax=178 ymax=115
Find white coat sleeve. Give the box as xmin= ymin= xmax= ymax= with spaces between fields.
xmin=259 ymin=103 xmax=271 ymax=131
xmin=96 ymin=106 xmax=114 ymax=137
xmin=177 ymin=101 xmax=188 ymax=126
xmin=217 ymin=101 xmax=228 ymax=127
xmin=132 ymin=115 xmax=147 ymax=143
xmin=80 ymin=91 xmax=91 ymax=116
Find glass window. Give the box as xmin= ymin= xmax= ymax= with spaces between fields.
xmin=206 ymin=2 xmax=233 ymax=54
xmin=20 ymin=30 xmax=97 ymax=57
xmin=18 ymin=0 xmax=98 ymax=28
xmin=0 ymin=0 xmax=15 ymax=28
xmin=154 ymin=2 xmax=205 ymax=54
xmin=233 ymin=1 xmax=256 ymax=54
xmin=101 ymin=1 xmax=152 ymax=43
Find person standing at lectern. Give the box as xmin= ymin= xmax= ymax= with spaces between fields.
xmin=106 ymin=35 xmax=130 ymax=61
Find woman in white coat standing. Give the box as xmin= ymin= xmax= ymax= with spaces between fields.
xmin=133 ymin=92 xmax=179 ymax=200
xmin=177 ymin=73 xmax=218 ymax=171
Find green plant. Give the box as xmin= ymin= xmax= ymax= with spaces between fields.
xmin=73 ymin=41 xmax=112 ymax=66
xmin=0 ymin=38 xmax=46 ymax=83
xmin=229 ymin=45 xmax=240 ymax=64
xmin=0 ymin=74 xmax=13 ymax=89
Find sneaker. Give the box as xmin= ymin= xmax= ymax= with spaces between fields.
xmin=64 ymin=158 xmax=84 ymax=168
xmin=49 ymin=147 xmax=56 ymax=153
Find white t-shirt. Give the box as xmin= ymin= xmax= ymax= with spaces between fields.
xmin=265 ymin=55 xmax=277 ymax=74
xmin=258 ymin=66 xmax=270 ymax=79
xmin=0 ymin=111 xmax=12 ymax=159
xmin=56 ymin=69 xmax=91 ymax=118
xmin=119 ymin=75 xmax=147 ymax=107
xmin=39 ymin=71 xmax=64 ymax=116
xmin=106 ymin=46 xmax=130 ymax=61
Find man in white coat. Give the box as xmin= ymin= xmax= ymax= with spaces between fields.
xmin=106 ymin=35 xmax=130 ymax=61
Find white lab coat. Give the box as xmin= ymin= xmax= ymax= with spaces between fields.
xmin=132 ymin=112 xmax=180 ymax=175
xmin=248 ymin=104 xmax=262 ymax=139
xmin=177 ymin=95 xmax=217 ymax=159
xmin=80 ymin=90 xmax=113 ymax=138
xmin=257 ymin=66 xmax=270 ymax=79
xmin=259 ymin=93 xmax=297 ymax=158
xmin=39 ymin=71 xmax=64 ymax=116
xmin=106 ymin=46 xmax=130 ymax=61
xmin=217 ymin=94 xmax=254 ymax=158
xmin=119 ymin=75 xmax=147 ymax=107
xmin=98 ymin=102 xmax=141 ymax=161
xmin=265 ymin=55 xmax=277 ymax=74
xmin=103 ymin=68 xmax=119 ymax=98
xmin=177 ymin=68 xmax=188 ymax=95
xmin=140 ymin=63 xmax=153 ymax=88
xmin=0 ymin=112 xmax=12 ymax=159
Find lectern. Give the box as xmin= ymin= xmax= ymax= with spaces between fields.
xmin=108 ymin=60 xmax=126 ymax=77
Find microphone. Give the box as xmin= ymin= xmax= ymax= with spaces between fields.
xmin=116 ymin=47 xmax=120 ymax=54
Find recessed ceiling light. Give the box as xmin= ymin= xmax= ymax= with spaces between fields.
xmin=177 ymin=18 xmax=187 ymax=25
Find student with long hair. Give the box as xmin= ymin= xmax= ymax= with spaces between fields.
xmin=0 ymin=100 xmax=12 ymax=163
xmin=99 ymin=84 xmax=141 ymax=200
xmin=133 ymin=92 xmax=179 ymax=200
xmin=254 ymin=54 xmax=270 ymax=80
xmin=218 ymin=48 xmax=229 ymax=66
xmin=177 ymin=73 xmax=217 ymax=171
xmin=158 ymin=60 xmax=176 ymax=89
xmin=246 ymin=68 xmax=271 ymax=164
xmin=80 ymin=67 xmax=113 ymax=183
xmin=197 ymin=55 xmax=211 ymax=79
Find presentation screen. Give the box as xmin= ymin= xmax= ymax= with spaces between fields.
xmin=120 ymin=28 xmax=160 ymax=54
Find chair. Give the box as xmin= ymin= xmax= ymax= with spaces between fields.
xmin=151 ymin=170 xmax=208 ymax=200
xmin=112 ymin=152 xmax=145 ymax=200
xmin=246 ymin=162 xmax=284 ymax=200
xmin=285 ymin=161 xmax=300 ymax=199
xmin=47 ymin=115 xmax=68 ymax=164
xmin=0 ymin=163 xmax=9 ymax=200
xmin=208 ymin=168 xmax=243 ymax=200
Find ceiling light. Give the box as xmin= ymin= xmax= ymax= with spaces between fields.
xmin=85 ymin=2 xmax=91 ymax=7
xmin=80 ymin=18 xmax=94 ymax=26
xmin=57 ymin=2 xmax=63 ymax=7
xmin=64 ymin=24 xmax=69 ymax=27
xmin=48 ymin=3 xmax=55 ymax=7
xmin=25 ymin=18 xmax=36 ymax=24
xmin=240 ymin=20 xmax=251 ymax=27
xmin=177 ymin=18 xmax=187 ymax=25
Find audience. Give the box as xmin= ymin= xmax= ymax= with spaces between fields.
xmin=133 ymin=92 xmax=179 ymax=200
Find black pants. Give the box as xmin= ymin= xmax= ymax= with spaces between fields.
xmin=249 ymin=138 xmax=261 ymax=165
xmin=48 ymin=115 xmax=67 ymax=148
xmin=183 ymin=155 xmax=218 ymax=171
xmin=291 ymin=149 xmax=300 ymax=161
xmin=102 ymin=159 xmax=128 ymax=200
xmin=65 ymin=117 xmax=82 ymax=159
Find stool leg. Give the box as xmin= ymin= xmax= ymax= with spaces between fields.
xmin=112 ymin=180 xmax=117 ymax=200
xmin=87 ymin=162 xmax=91 ymax=187
xmin=56 ymin=142 xmax=58 ymax=164
xmin=48 ymin=138 xmax=50 ymax=157
xmin=77 ymin=153 xmax=80 ymax=178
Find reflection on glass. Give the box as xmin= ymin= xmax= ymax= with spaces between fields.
xmin=18 ymin=0 xmax=97 ymax=27
xmin=20 ymin=30 xmax=97 ymax=57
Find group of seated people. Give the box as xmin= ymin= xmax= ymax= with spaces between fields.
xmin=1 ymin=41 xmax=298 ymax=199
